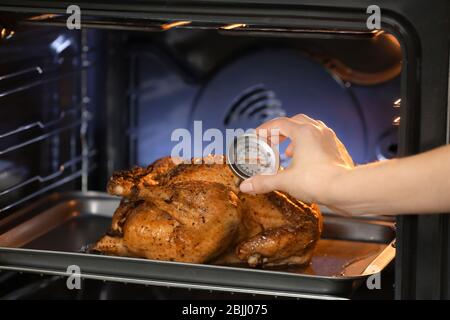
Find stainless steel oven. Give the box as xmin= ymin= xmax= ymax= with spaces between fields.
xmin=0 ymin=0 xmax=448 ymax=300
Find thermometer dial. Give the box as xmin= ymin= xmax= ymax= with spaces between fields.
xmin=227 ymin=133 xmax=280 ymax=180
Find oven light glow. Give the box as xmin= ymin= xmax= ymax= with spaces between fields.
xmin=393 ymin=116 xmax=401 ymax=125
xmin=28 ymin=14 xmax=58 ymax=21
xmin=161 ymin=21 xmax=191 ymax=30
xmin=50 ymin=35 xmax=72 ymax=54
xmin=371 ymin=29 xmax=385 ymax=37
xmin=0 ymin=28 xmax=14 ymax=40
xmin=221 ymin=23 xmax=247 ymax=30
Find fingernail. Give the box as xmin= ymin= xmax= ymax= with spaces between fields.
xmin=240 ymin=180 xmax=254 ymax=193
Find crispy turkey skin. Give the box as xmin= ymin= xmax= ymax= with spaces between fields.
xmin=93 ymin=156 xmax=322 ymax=267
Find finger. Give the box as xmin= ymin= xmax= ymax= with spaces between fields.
xmin=256 ymin=117 xmax=299 ymax=145
xmin=239 ymin=171 xmax=287 ymax=194
xmin=255 ymin=127 xmax=289 ymax=146
xmin=316 ymin=120 xmax=327 ymax=128
xmin=291 ymin=114 xmax=320 ymax=126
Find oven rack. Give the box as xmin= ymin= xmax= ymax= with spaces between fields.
xmin=0 ymin=27 xmax=95 ymax=217
xmin=0 ymin=105 xmax=83 ymax=139
xmin=0 ymin=151 xmax=97 ymax=214
xmin=0 ymin=118 xmax=85 ymax=156
xmin=0 ymin=59 xmax=94 ymax=99
xmin=0 ymin=150 xmax=96 ymax=198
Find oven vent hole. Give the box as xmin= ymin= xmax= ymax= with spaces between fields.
xmin=224 ymin=84 xmax=285 ymax=126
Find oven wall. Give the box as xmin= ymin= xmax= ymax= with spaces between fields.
xmin=105 ymin=29 xmax=401 ymax=169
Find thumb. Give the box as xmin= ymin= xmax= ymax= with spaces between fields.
xmin=239 ymin=172 xmax=286 ymax=194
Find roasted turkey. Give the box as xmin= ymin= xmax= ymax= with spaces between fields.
xmin=93 ymin=156 xmax=322 ymax=267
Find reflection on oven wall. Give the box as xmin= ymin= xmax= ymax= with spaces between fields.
xmin=133 ymin=33 xmax=400 ymax=167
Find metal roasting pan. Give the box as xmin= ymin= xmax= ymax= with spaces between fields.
xmin=0 ymin=192 xmax=395 ymax=299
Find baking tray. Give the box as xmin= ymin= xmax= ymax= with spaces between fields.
xmin=0 ymin=192 xmax=395 ymax=299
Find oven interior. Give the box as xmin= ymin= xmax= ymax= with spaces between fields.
xmin=0 ymin=17 xmax=402 ymax=299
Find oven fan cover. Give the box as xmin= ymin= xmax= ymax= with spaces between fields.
xmin=191 ymin=48 xmax=367 ymax=165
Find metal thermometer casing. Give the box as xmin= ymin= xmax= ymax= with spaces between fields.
xmin=226 ymin=133 xmax=280 ymax=180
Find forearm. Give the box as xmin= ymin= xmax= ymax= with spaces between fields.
xmin=329 ymin=145 xmax=450 ymax=215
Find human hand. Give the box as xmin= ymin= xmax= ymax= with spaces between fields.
xmin=239 ymin=114 xmax=355 ymax=208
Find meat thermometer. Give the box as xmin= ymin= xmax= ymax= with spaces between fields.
xmin=226 ymin=133 xmax=280 ymax=180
